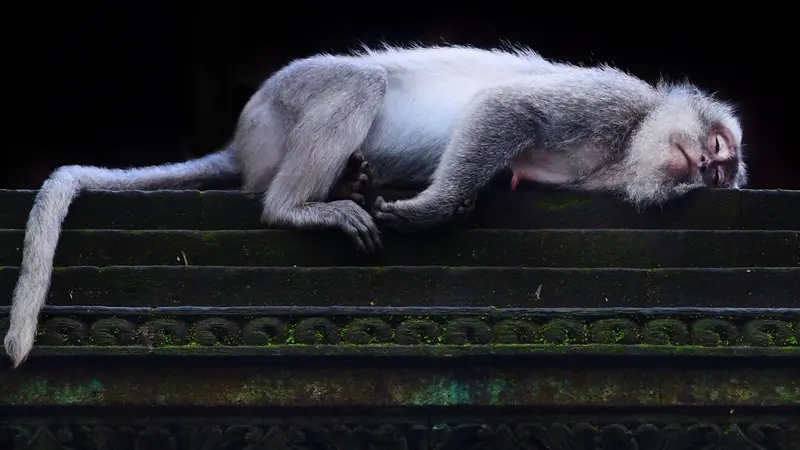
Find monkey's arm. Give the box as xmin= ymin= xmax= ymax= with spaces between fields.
xmin=373 ymin=84 xmax=536 ymax=230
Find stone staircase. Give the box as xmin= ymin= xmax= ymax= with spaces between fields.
xmin=0 ymin=187 xmax=798 ymax=450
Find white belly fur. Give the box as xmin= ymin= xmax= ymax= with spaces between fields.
xmin=510 ymin=144 xmax=608 ymax=186
xmin=363 ymin=74 xmax=495 ymax=158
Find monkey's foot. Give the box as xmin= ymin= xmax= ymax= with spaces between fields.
xmin=328 ymin=151 xmax=374 ymax=206
xmin=456 ymin=197 xmax=476 ymax=217
xmin=372 ymin=196 xmax=462 ymax=232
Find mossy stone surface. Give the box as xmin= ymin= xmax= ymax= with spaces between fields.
xmin=3 ymin=360 xmax=797 ymax=408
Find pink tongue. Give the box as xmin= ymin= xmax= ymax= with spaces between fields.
xmin=510 ymin=174 xmax=520 ymax=191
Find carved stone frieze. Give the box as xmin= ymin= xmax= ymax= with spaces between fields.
xmin=1 ymin=421 xmax=798 ymax=450
xmin=1 ymin=312 xmax=797 ymax=349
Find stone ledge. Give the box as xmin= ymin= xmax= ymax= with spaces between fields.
xmin=2 ymin=229 xmax=797 ymax=268
xmin=2 ymin=266 xmax=797 ymax=308
xmin=2 ymin=187 xmax=798 ymax=230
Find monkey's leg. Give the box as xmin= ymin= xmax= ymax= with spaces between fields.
xmin=327 ymin=151 xmax=374 ymax=206
xmin=259 ymin=59 xmax=387 ymax=253
xmin=373 ymin=89 xmax=530 ymax=231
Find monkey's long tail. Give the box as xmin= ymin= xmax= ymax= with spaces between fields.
xmin=3 ymin=147 xmax=240 ymax=367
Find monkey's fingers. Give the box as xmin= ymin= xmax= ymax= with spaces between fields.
xmin=361 ymin=214 xmax=383 ymax=254
xmin=348 ymin=221 xmax=381 ymax=254
xmin=359 ymin=160 xmax=373 ymax=176
xmin=343 ymin=223 xmax=368 ymax=253
xmin=372 ymin=196 xmax=415 ymax=232
xmin=336 ymin=202 xmax=382 ymax=254
xmin=367 ymin=221 xmax=383 ymax=253
xmin=348 ymin=193 xmax=366 ymax=205
xmin=349 ymin=151 xmax=365 ymax=164
xmin=456 ymin=198 xmax=475 ymax=216
xmin=345 ymin=151 xmax=365 ymax=170
xmin=372 ymin=195 xmax=387 ymax=209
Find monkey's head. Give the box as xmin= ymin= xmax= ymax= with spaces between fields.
xmin=623 ymin=83 xmax=746 ymax=207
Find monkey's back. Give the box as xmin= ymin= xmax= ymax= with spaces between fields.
xmin=356 ymin=45 xmax=559 ymax=186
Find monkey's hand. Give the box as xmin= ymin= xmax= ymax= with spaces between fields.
xmin=456 ymin=197 xmax=476 ymax=217
xmin=372 ymin=195 xmax=469 ymax=232
xmin=288 ymin=200 xmax=382 ymax=253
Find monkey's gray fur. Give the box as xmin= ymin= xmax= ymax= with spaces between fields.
xmin=4 ymin=44 xmax=747 ymax=367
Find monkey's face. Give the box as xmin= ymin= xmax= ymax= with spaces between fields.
xmin=667 ymin=124 xmax=743 ymax=189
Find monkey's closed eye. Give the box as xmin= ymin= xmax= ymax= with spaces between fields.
xmin=714 ymin=136 xmax=721 ymax=154
xmin=712 ymin=167 xmax=720 ymax=185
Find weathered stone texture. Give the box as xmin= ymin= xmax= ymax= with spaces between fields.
xmin=0 ymin=187 xmax=798 ymax=449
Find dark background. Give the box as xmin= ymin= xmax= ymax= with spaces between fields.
xmin=4 ymin=4 xmax=796 ymax=190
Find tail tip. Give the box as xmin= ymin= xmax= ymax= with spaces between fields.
xmin=3 ymin=328 xmax=34 ymax=368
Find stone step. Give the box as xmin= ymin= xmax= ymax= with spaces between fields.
xmin=0 ymin=266 xmax=797 ymax=308
xmin=2 ymin=188 xmax=798 ymax=231
xmin=0 ymin=229 xmax=797 ymax=268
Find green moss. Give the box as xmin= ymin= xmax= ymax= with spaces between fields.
xmin=536 ymin=196 xmax=590 ymax=210
xmin=775 ymin=386 xmax=800 ymax=403
xmin=200 ymin=231 xmax=217 ymax=244
xmin=488 ymin=376 xmax=509 ymax=404
xmin=285 ymin=323 xmax=296 ymax=344
xmin=408 ymin=377 xmax=471 ymax=406
xmin=14 ymin=378 xmax=105 ymax=405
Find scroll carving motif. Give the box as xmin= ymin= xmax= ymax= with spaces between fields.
xmin=294 ymin=317 xmax=340 ymax=345
xmin=691 ymin=318 xmax=742 ymax=346
xmin=492 ymin=320 xmax=538 ymax=344
xmin=395 ymin=319 xmax=440 ymax=345
xmin=242 ymin=317 xmax=286 ymax=345
xmin=342 ymin=318 xmax=394 ymax=344
xmin=589 ymin=318 xmax=640 ymax=345
xmin=6 ymin=314 xmax=796 ymax=349
xmin=539 ymin=319 xmax=587 ymax=345
xmin=140 ymin=318 xmax=190 ymax=346
xmin=192 ymin=318 xmax=241 ymax=346
xmin=441 ymin=318 xmax=492 ymax=345
xmin=743 ymin=319 xmax=794 ymax=346
xmin=90 ymin=318 xmax=138 ymax=346
xmin=642 ymin=318 xmax=690 ymax=345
